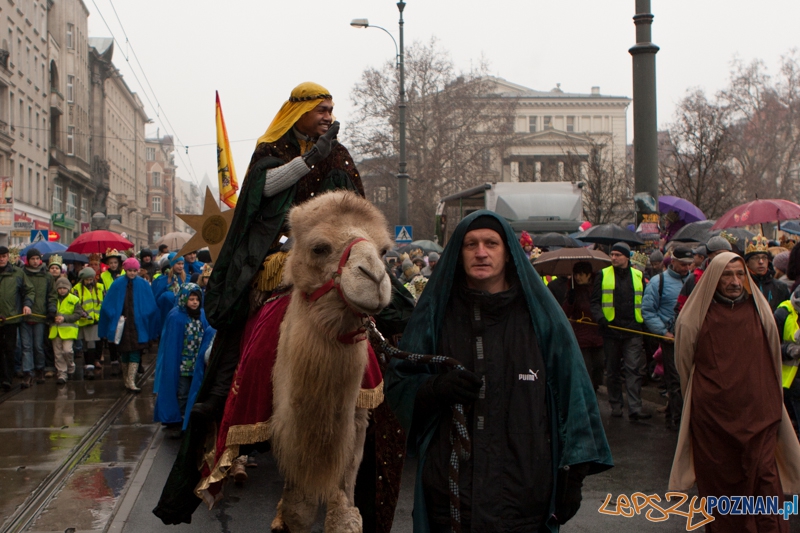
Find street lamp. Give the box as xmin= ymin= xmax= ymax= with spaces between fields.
xmin=351 ymin=1 xmax=409 ymax=226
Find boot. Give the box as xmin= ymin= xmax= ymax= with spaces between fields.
xmin=125 ymin=363 xmax=141 ymax=392
xmin=229 ymin=455 xmax=248 ymax=485
xmin=20 ymin=372 xmax=32 ymax=389
xmin=35 ymin=369 xmax=45 ymax=384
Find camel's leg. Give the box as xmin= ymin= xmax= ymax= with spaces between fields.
xmin=324 ymin=408 xmax=369 ymax=533
xmin=271 ymin=484 xmax=318 ymax=533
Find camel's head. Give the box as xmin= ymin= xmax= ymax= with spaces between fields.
xmin=287 ymin=191 xmax=393 ymax=317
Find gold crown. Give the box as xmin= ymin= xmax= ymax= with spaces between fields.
xmin=48 ymin=254 xmax=63 ymax=266
xmin=631 ymin=251 xmax=648 ymax=269
xmin=745 ymin=234 xmax=770 ymax=256
xmin=202 ymin=263 xmax=214 ymax=277
xmin=529 ymin=246 xmax=543 ymax=259
xmin=8 ymin=246 xmax=20 ymax=264
xmin=718 ymin=231 xmax=738 ymax=246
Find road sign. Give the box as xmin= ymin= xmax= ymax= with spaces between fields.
xmin=30 ymin=229 xmax=48 ymax=243
xmin=395 ymin=225 xmax=413 ymax=243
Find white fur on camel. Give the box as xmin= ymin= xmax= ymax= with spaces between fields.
xmin=270 ymin=191 xmax=393 ymax=533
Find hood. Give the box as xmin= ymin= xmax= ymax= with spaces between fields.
xmin=177 ymin=282 xmax=203 ymax=310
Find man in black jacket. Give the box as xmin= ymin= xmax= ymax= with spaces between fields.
xmin=591 ymin=242 xmax=651 ymax=421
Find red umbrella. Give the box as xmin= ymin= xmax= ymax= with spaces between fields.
xmin=66 ymin=230 xmax=133 ymax=254
xmin=712 ymin=199 xmax=800 ymax=230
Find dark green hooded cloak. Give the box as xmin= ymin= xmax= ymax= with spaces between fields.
xmin=385 ymin=210 xmax=612 ymax=533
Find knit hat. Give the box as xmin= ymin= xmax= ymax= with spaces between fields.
xmin=428 ymin=252 xmax=440 ymax=263
xmin=0 ymin=246 xmax=8 ymax=255
xmin=169 ymin=253 xmax=184 ymax=267
xmin=78 ymin=267 xmax=96 ymax=280
xmin=519 ymin=230 xmax=533 ymax=247
xmin=706 ymin=236 xmax=733 ymax=254
xmin=140 ymin=248 xmax=153 ymax=259
xmin=773 ymin=251 xmax=790 ymax=274
xmin=26 ymin=248 xmax=42 ymax=260
xmin=649 ymin=250 xmax=664 ymax=263
xmin=692 ymin=245 xmax=707 ymax=257
xmin=611 ymin=242 xmax=631 ymax=256
xmin=122 ymin=257 xmax=140 ymax=271
xmin=55 ymin=277 xmax=71 ymax=290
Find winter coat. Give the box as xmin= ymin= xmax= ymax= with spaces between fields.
xmin=22 ymin=265 xmax=57 ymax=324
xmin=562 ymin=281 xmax=603 ymax=348
xmin=642 ymin=267 xmax=689 ymax=336
xmin=751 ymin=270 xmax=791 ymax=313
xmin=0 ymin=264 xmax=35 ymax=325
xmin=98 ymin=275 xmax=159 ymax=345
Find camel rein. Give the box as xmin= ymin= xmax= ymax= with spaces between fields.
xmin=303 ymin=237 xmax=370 ymax=344
xmin=366 ymin=320 xmax=471 ymax=533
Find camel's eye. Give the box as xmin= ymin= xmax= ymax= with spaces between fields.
xmin=312 ymin=243 xmax=332 ymax=256
xmin=380 ymin=247 xmax=390 ymax=256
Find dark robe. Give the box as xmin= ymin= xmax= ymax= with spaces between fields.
xmin=691 ymin=295 xmax=786 ymax=533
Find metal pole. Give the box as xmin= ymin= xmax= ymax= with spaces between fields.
xmin=629 ymin=0 xmax=659 ymax=222
xmin=397 ymin=1 xmax=408 ymax=226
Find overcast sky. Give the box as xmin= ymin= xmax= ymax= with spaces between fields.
xmin=86 ymin=0 xmax=800 ymax=189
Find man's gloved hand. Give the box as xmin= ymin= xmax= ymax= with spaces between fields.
xmin=302 ymin=121 xmax=340 ymax=167
xmin=596 ymin=316 xmax=609 ymax=329
xmin=555 ymin=464 xmax=589 ymax=525
xmin=432 ymin=369 xmax=482 ymax=405
xmin=787 ymin=343 xmax=800 ymax=360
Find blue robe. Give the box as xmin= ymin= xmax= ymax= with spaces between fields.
xmin=385 ymin=210 xmax=613 ymax=533
xmin=184 ymin=259 xmax=204 ymax=277
xmin=98 ymin=275 xmax=159 ymax=345
xmin=154 ymin=286 xmax=210 ymax=425
xmin=157 ymin=290 xmax=177 ymax=328
xmin=182 ymin=328 xmax=215 ymax=431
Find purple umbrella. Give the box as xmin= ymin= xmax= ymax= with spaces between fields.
xmin=659 ymin=195 xmax=706 ymax=223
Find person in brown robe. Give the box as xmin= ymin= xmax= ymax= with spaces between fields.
xmin=670 ymin=252 xmax=800 ymax=532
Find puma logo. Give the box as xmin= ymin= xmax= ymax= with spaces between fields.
xmin=518 ymin=369 xmax=539 ymax=382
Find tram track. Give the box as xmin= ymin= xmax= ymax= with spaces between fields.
xmin=1 ymin=361 xmax=157 ymax=533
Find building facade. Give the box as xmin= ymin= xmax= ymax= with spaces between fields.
xmin=491 ymin=77 xmax=631 ymax=183
xmin=47 ymin=0 xmax=93 ymax=243
xmin=173 ymin=176 xmax=200 ymax=234
xmin=2 ymin=0 xmax=51 ymax=245
xmin=145 ymin=134 xmax=175 ymax=243
xmin=88 ymin=37 xmax=150 ymax=250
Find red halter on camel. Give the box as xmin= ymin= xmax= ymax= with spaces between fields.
xmin=302 ymin=237 xmax=370 ymax=344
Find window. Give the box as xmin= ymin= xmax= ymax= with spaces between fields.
xmin=566 ymin=116 xmax=575 ymax=133
xmin=81 ymin=197 xmax=89 ymax=221
xmin=27 ymin=168 xmax=32 ymax=203
xmin=67 ymin=189 xmax=77 ymax=219
xmin=66 ymin=24 xmax=74 ymax=49
xmin=18 ymin=100 xmax=23 ymax=137
xmin=35 ymin=171 xmax=39 ymax=204
xmin=35 ymin=112 xmax=38 ymax=144
xmin=528 ymin=116 xmax=537 ymax=133
xmin=152 ymin=171 xmax=161 ymax=187
xmin=152 ymin=196 xmax=161 ymax=213
xmin=543 ymin=116 xmax=552 ymax=130
xmin=67 ymin=126 xmax=74 ymax=155
xmin=146 ymin=147 xmax=155 ymax=161
xmin=66 ymin=75 xmax=74 ymax=102
xmin=9 ymin=91 xmax=13 ymax=128
xmin=27 ymin=107 xmax=31 ymax=142
xmin=53 ymin=183 xmax=63 ymax=213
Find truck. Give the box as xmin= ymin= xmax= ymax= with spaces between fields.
xmin=434 ymin=181 xmax=584 ymax=246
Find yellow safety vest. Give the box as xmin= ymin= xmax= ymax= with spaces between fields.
xmin=100 ymin=269 xmax=125 ymax=290
xmin=71 ymin=282 xmax=105 ymax=327
xmin=49 ymin=293 xmax=80 ymax=340
xmin=542 ymin=275 xmax=555 ymax=286
xmin=600 ymin=265 xmax=644 ymax=324
xmin=778 ymin=300 xmax=799 ymax=389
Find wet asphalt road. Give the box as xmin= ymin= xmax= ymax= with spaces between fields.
xmin=6 ymin=372 xmax=800 ymax=532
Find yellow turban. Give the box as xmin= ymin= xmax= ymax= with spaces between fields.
xmin=256 ymin=82 xmax=334 ymax=146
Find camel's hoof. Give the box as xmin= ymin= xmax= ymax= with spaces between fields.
xmin=324 ymin=505 xmax=362 ymax=533
xmin=270 ymin=515 xmax=288 ymax=533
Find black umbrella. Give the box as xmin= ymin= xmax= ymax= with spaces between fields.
xmin=43 ymin=251 xmax=89 ymax=265
xmin=669 ymin=220 xmax=716 ymax=243
xmin=573 ymin=223 xmax=644 ymax=246
xmin=530 ymin=232 xmax=582 ymax=249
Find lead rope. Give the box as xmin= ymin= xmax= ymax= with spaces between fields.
xmin=367 ymin=321 xmax=469 ymax=533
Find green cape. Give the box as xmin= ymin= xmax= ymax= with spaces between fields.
xmin=385 ymin=210 xmax=613 ymax=533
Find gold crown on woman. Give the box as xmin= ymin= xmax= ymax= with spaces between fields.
xmin=631 ymin=251 xmax=648 ymax=269
xmin=48 ymin=254 xmax=63 ymax=267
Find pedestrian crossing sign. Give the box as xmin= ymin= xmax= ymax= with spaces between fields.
xmin=30 ymin=230 xmax=48 ymax=243
xmin=395 ymin=225 xmax=413 ymax=243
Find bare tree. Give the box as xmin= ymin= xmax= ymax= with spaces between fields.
xmin=721 ymin=53 xmax=800 ymax=202
xmin=659 ymin=89 xmax=743 ymax=219
xmin=561 ymin=136 xmax=634 ymax=224
xmin=346 ymin=38 xmax=518 ymax=238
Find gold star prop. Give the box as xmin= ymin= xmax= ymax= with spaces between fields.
xmin=176 ymin=187 xmax=235 ymax=263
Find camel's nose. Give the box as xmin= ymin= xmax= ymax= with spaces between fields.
xmin=358 ymin=264 xmax=385 ymax=286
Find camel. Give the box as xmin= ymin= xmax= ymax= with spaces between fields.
xmin=269 ymin=190 xmax=393 ymax=533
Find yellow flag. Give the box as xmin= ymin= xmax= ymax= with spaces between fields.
xmin=216 ymin=91 xmax=238 ymax=208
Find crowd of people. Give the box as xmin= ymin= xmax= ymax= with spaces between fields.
xmin=0 ymin=244 xmax=215 ymax=426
